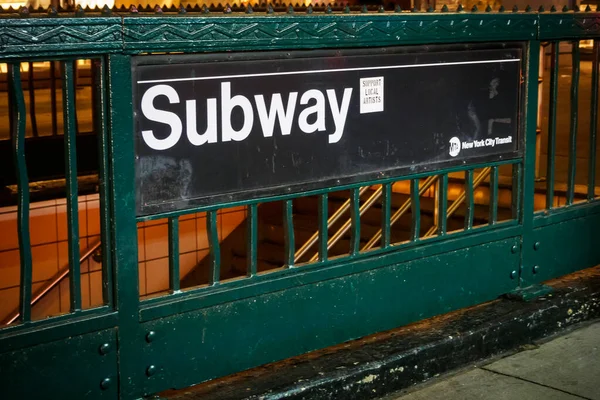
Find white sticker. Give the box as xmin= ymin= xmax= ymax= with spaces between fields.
xmin=360 ymin=76 xmax=384 ymax=114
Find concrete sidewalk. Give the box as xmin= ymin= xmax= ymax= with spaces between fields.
xmin=386 ymin=321 xmax=600 ymax=400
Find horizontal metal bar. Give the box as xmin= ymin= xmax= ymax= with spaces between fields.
xmin=139 ymin=222 xmax=522 ymax=322
xmin=0 ymin=309 xmax=118 ymax=353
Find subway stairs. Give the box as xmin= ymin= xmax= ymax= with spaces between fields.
xmin=180 ymin=178 xmax=515 ymax=289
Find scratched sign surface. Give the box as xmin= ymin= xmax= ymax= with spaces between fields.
xmin=133 ymin=44 xmax=523 ymax=216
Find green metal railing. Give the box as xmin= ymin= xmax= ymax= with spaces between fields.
xmin=1 ymin=5 xmax=600 ymax=399
xmin=3 ymin=240 xmax=102 ymax=325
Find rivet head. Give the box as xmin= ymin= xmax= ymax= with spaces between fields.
xmin=510 ymin=270 xmax=518 ymax=279
xmin=146 ymin=365 xmax=157 ymax=377
xmin=534 ymin=242 xmax=541 ymax=250
xmin=98 ymin=343 xmax=111 ymax=355
xmin=511 ymin=244 xmax=519 ymax=254
xmin=533 ymin=265 xmax=540 ymax=274
xmin=145 ymin=331 xmax=156 ymax=343
xmin=100 ymin=377 xmax=112 ymax=390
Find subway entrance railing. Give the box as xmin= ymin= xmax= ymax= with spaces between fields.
xmin=1 ymin=4 xmax=600 ymax=399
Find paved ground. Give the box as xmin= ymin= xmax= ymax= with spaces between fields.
xmin=384 ymin=321 xmax=600 ymax=400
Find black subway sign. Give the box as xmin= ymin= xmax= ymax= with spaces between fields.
xmin=133 ymin=44 xmax=523 ymax=216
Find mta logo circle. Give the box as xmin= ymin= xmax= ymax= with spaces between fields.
xmin=449 ymin=137 xmax=461 ymax=157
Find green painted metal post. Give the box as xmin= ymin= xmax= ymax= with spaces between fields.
xmin=521 ymin=40 xmax=541 ymax=288
xmin=108 ymin=54 xmax=142 ymax=399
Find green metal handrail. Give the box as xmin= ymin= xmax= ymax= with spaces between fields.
xmin=3 ymin=240 xmax=101 ymax=326
xmin=294 ymin=186 xmax=370 ymax=263
xmin=305 ymin=166 xmax=492 ymax=258
xmin=362 ymin=175 xmax=438 ymax=252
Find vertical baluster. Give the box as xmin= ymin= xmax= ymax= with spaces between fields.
xmin=410 ymin=179 xmax=421 ymax=241
xmin=437 ymin=174 xmax=448 ymax=236
xmin=93 ymin=57 xmax=112 ymax=306
xmin=72 ymin=60 xmax=79 ymax=134
xmin=546 ymin=42 xmax=559 ymax=209
xmin=433 ymin=180 xmax=439 ymax=226
xmin=464 ymin=170 xmax=474 ymax=230
xmin=50 ymin=61 xmax=58 ymax=136
xmin=512 ymin=163 xmax=523 ymax=222
xmin=27 ymin=62 xmax=38 ymax=137
xmin=589 ymin=40 xmax=599 ymax=200
xmin=567 ymin=41 xmax=580 ymax=205
xmin=207 ymin=210 xmax=220 ymax=285
xmin=168 ymin=217 xmax=180 ymax=292
xmin=381 ymin=183 xmax=392 ymax=248
xmin=349 ymin=188 xmax=360 ymax=255
xmin=318 ymin=194 xmax=328 ymax=262
xmin=62 ymin=61 xmax=81 ymax=312
xmin=489 ymin=166 xmax=499 ymax=224
xmin=246 ymin=204 xmax=258 ymax=276
xmin=8 ymin=79 xmax=14 ymax=136
xmin=283 ymin=200 xmax=294 ymax=268
xmin=91 ymin=59 xmax=99 ymax=136
xmin=9 ymin=63 xmax=32 ymax=323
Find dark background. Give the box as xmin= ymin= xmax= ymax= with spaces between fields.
xmin=133 ymin=43 xmax=524 ymax=216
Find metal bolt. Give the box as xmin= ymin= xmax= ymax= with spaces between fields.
xmin=511 ymin=244 xmax=519 ymax=254
xmin=510 ymin=270 xmax=518 ymax=279
xmin=98 ymin=343 xmax=111 ymax=355
xmin=533 ymin=265 xmax=540 ymax=274
xmin=100 ymin=377 xmax=112 ymax=390
xmin=146 ymin=365 xmax=157 ymax=377
xmin=534 ymin=242 xmax=541 ymax=250
xmin=146 ymin=331 xmax=156 ymax=343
